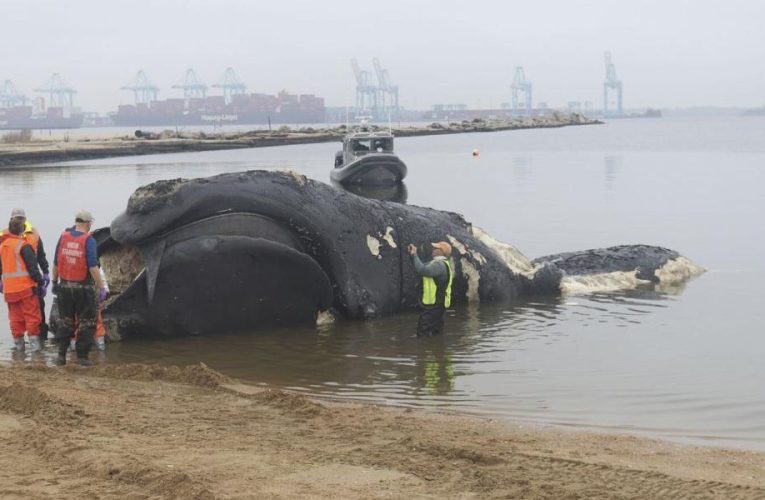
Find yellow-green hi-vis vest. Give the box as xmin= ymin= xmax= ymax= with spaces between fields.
xmin=421 ymin=259 xmax=453 ymax=308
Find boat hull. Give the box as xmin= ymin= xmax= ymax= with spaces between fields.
xmin=331 ymin=180 xmax=408 ymax=204
xmin=330 ymin=154 xmax=407 ymax=186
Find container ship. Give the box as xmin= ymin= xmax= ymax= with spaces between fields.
xmin=112 ymin=90 xmax=325 ymax=127
xmin=0 ymin=106 xmax=84 ymax=130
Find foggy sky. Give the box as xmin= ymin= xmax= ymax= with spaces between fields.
xmin=2 ymin=0 xmax=763 ymax=113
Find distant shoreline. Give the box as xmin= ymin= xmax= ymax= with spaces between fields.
xmin=0 ymin=114 xmax=601 ymax=168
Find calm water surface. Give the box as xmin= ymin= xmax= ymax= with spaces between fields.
xmin=2 ymin=116 xmax=764 ymax=450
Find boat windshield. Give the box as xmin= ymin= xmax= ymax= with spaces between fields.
xmin=352 ymin=138 xmax=392 ymax=153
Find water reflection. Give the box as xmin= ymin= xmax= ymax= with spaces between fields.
xmin=1 ymin=285 xmax=677 ymax=398
xmin=91 ymin=290 xmax=668 ymax=404
xmin=330 ymin=180 xmax=408 ymax=203
xmin=511 ymin=156 xmax=533 ymax=186
xmin=604 ymin=155 xmax=622 ymax=190
xmin=417 ymin=343 xmax=456 ymax=396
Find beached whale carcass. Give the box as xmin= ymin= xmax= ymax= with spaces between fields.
xmin=97 ymin=170 xmax=704 ymax=338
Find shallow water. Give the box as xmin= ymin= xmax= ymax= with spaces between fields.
xmin=2 ymin=116 xmax=765 ymax=450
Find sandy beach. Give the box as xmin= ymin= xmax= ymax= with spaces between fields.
xmin=0 ymin=362 xmax=763 ymax=499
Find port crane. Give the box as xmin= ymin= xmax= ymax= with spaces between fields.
xmin=122 ymin=70 xmax=159 ymax=105
xmin=0 ymin=80 xmax=27 ymax=108
xmin=212 ymin=68 xmax=247 ymax=104
xmin=510 ymin=66 xmax=532 ymax=116
xmin=351 ymin=59 xmax=377 ymax=115
xmin=603 ymin=52 xmax=623 ymax=117
xmin=34 ymin=73 xmax=76 ymax=109
xmin=172 ymin=69 xmax=207 ymax=99
xmin=372 ymin=58 xmax=399 ymax=118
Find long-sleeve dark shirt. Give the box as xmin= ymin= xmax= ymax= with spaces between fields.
xmin=411 ymin=255 xmax=449 ymax=280
xmin=35 ymin=237 xmax=49 ymax=274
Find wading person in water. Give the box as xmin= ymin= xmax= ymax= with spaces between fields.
xmin=51 ymin=210 xmax=106 ymax=366
xmin=0 ymin=208 xmax=51 ymax=341
xmin=0 ymin=218 xmax=45 ymax=352
xmin=407 ymin=241 xmax=453 ymax=337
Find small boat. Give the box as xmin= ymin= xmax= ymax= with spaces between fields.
xmin=330 ymin=124 xmax=407 ymax=186
xmin=331 ymin=179 xmax=408 ymax=204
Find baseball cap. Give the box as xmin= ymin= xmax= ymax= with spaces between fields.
xmin=10 ymin=208 xmax=26 ymax=218
xmin=431 ymin=241 xmax=452 ymax=257
xmin=75 ymin=210 xmax=95 ymax=223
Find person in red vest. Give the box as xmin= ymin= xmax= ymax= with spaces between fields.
xmin=0 ymin=208 xmax=51 ymax=340
xmin=51 ymin=210 xmax=106 ymax=366
xmin=0 ymin=218 xmax=45 ymax=352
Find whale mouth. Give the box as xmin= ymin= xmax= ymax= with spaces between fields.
xmin=99 ymin=212 xmax=334 ymax=335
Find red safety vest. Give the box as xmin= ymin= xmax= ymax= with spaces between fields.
xmin=0 ymin=235 xmax=36 ymax=294
xmin=57 ymin=231 xmax=90 ymax=281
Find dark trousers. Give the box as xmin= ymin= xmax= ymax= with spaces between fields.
xmin=38 ymin=295 xmax=48 ymax=341
xmin=417 ymin=305 xmax=446 ymax=337
xmin=54 ymin=283 xmax=97 ymax=359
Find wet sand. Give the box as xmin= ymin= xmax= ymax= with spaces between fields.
xmin=0 ymin=362 xmax=763 ymax=499
xmin=0 ymin=114 xmax=600 ymax=167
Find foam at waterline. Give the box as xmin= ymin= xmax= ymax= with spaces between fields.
xmin=470 ymin=226 xmax=536 ymax=277
xmin=316 ymin=309 xmax=335 ymax=326
xmin=561 ymin=257 xmax=706 ymax=294
xmin=655 ymin=256 xmax=706 ymax=283
xmin=561 ymin=271 xmax=649 ymax=294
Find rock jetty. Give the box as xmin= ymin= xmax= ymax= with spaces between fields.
xmin=0 ymin=112 xmax=600 ymax=167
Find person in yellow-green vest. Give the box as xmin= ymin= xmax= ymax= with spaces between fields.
xmin=407 ymin=241 xmax=453 ymax=337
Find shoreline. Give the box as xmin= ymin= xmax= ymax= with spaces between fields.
xmin=0 ymin=362 xmax=763 ymax=498
xmin=0 ymin=114 xmax=601 ymax=168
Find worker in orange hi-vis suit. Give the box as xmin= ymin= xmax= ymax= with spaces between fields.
xmin=0 ymin=218 xmax=45 ymax=352
xmin=0 ymin=208 xmax=51 ymax=341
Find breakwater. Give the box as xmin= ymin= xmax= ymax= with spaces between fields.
xmin=0 ymin=113 xmax=600 ymax=167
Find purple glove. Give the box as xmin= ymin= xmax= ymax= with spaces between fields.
xmin=98 ymin=287 xmax=108 ymax=303
xmin=42 ymin=273 xmax=50 ymax=290
xmin=37 ymin=285 xmax=47 ymax=298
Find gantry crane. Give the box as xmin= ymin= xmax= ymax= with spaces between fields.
xmin=603 ymin=52 xmax=623 ymax=117
xmin=372 ymin=57 xmax=399 ymax=118
xmin=212 ymin=67 xmax=247 ymax=104
xmin=351 ymin=58 xmax=377 ymax=114
xmin=121 ymin=70 xmax=159 ymax=105
xmin=172 ymin=69 xmax=207 ymax=99
xmin=511 ymin=66 xmax=532 ymax=116
xmin=34 ymin=73 xmax=76 ymax=109
xmin=0 ymin=80 xmax=27 ymax=108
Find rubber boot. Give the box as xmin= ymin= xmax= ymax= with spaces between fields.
xmin=39 ymin=324 xmax=49 ymax=342
xmin=95 ymin=337 xmax=106 ymax=351
xmin=55 ymin=338 xmax=68 ymax=366
xmin=28 ymin=336 xmax=41 ymax=353
xmin=12 ymin=337 xmax=25 ymax=352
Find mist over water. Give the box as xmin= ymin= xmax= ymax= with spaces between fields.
xmin=2 ymin=116 xmax=765 ymax=450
